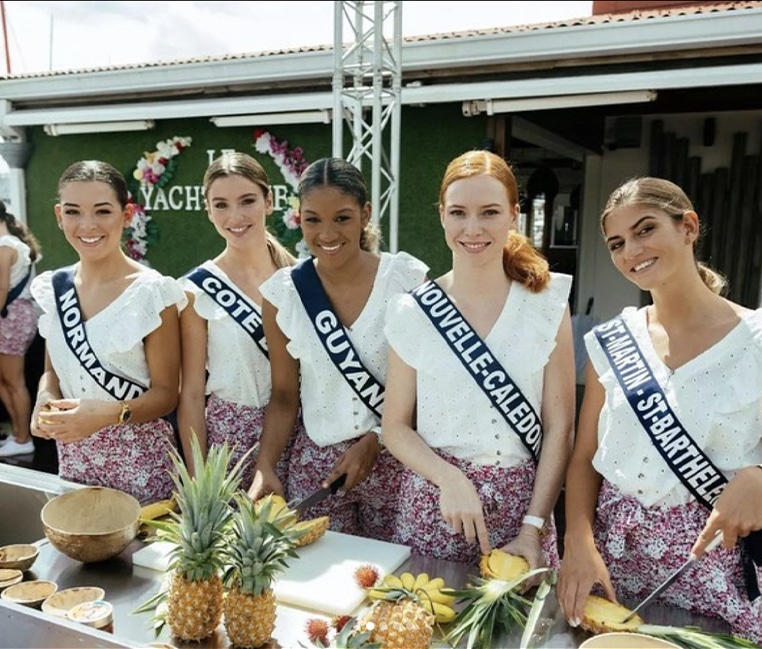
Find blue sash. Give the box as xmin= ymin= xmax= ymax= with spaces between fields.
xmin=1 ymin=265 xmax=32 ymax=318
xmin=410 ymin=280 xmax=541 ymax=462
xmin=291 ymin=258 xmax=384 ymax=419
xmin=51 ymin=268 xmax=147 ymax=401
xmin=184 ymin=266 xmax=268 ymax=359
xmin=593 ymin=314 xmax=761 ymax=598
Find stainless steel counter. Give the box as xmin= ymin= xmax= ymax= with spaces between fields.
xmin=0 ymin=465 xmax=732 ymax=649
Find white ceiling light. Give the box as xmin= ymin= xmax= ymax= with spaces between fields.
xmin=463 ymin=90 xmax=657 ymax=116
xmin=43 ymin=120 xmax=155 ymax=136
xmin=210 ymin=110 xmax=331 ymax=128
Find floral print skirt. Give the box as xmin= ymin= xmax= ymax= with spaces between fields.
xmin=0 ymin=298 xmax=38 ymax=356
xmin=58 ymin=418 xmax=177 ymax=503
xmin=390 ymin=450 xmax=560 ymax=566
xmin=594 ymin=479 xmax=762 ymax=643
xmin=205 ymin=393 xmax=295 ymax=491
xmin=286 ymin=428 xmax=405 ymax=542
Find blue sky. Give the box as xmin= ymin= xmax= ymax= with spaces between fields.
xmin=3 ymin=1 xmax=593 ymax=74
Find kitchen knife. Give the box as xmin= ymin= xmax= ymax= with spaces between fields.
xmin=291 ymin=473 xmax=347 ymax=517
xmin=622 ymin=531 xmax=723 ymax=623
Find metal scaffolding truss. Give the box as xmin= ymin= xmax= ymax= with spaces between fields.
xmin=332 ymin=1 xmax=402 ymax=252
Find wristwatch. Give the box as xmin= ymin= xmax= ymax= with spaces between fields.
xmin=522 ymin=514 xmax=548 ymax=537
xmin=117 ymin=401 xmax=132 ymax=425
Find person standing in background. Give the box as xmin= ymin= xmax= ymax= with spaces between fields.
xmin=177 ymin=152 xmax=298 ymax=488
xmin=248 ymin=157 xmax=428 ymax=541
xmin=0 ymin=200 xmax=42 ymax=458
xmin=381 ymin=149 xmax=575 ymax=566
xmin=30 ymin=160 xmax=185 ymax=503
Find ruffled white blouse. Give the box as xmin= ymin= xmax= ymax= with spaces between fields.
xmin=0 ymin=235 xmax=34 ymax=300
xmin=31 ymin=267 xmax=187 ymax=401
xmin=586 ymin=305 xmax=762 ymax=507
xmin=260 ymin=251 xmax=428 ymax=447
xmin=384 ymin=272 xmax=572 ymax=466
xmin=178 ymin=260 xmax=271 ymax=408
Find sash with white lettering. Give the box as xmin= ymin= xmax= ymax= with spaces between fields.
xmin=184 ymin=266 xmax=268 ymax=359
xmin=51 ymin=268 xmax=146 ymax=401
xmin=291 ymin=258 xmax=384 ymax=418
xmin=410 ymin=280 xmax=541 ymax=462
xmin=593 ymin=314 xmax=761 ymax=598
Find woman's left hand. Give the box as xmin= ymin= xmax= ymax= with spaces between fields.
xmin=34 ymin=398 xmax=115 ymax=442
xmin=322 ymin=432 xmax=381 ymax=491
xmin=500 ymin=529 xmax=547 ymax=589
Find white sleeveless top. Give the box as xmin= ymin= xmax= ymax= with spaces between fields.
xmin=260 ymin=251 xmax=428 ymax=446
xmin=0 ymin=235 xmax=33 ymax=300
xmin=178 ymin=260 xmax=272 ymax=408
xmin=586 ymin=305 xmax=762 ymax=507
xmin=384 ymin=272 xmax=572 ymax=466
xmin=32 ymin=268 xmax=187 ymax=401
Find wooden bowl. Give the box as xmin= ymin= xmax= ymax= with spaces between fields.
xmin=41 ymin=586 xmax=106 ymax=617
xmin=0 ymin=568 xmax=23 ymax=590
xmin=1 ymin=580 xmax=57 ymax=608
xmin=580 ymin=633 xmax=681 ymax=649
xmin=41 ymin=487 xmax=141 ymax=563
xmin=0 ymin=544 xmax=39 ymax=571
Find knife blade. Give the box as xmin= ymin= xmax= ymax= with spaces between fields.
xmin=622 ymin=531 xmax=723 ymax=623
xmin=291 ymin=474 xmax=347 ymax=517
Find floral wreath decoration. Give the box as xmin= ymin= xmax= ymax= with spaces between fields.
xmin=254 ymin=129 xmax=311 ymax=257
xmin=124 ymin=135 xmax=193 ymax=264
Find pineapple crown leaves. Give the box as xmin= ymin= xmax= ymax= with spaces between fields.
xmin=222 ymin=492 xmax=301 ymax=597
xmin=445 ymin=566 xmax=552 ymax=649
xmin=636 ymin=624 xmax=761 ymax=649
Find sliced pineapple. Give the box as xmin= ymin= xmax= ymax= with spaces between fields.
xmin=254 ymin=495 xmax=329 ymax=548
xmin=479 ymin=549 xmax=531 ymax=581
xmin=580 ymin=594 xmax=643 ymax=634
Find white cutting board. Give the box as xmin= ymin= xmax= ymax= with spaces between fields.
xmin=132 ymin=531 xmax=411 ymax=617
xmin=132 ymin=540 xmax=174 ymax=571
xmin=274 ymin=530 xmax=411 ymax=616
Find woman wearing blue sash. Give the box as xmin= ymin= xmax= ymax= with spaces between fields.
xmin=0 ymin=200 xmax=41 ymax=458
xmin=177 ymin=152 xmax=298 ymax=489
xmin=557 ymin=177 xmax=762 ymax=642
xmin=382 ymin=150 xmax=575 ymax=566
xmin=30 ymin=160 xmax=186 ymax=503
xmin=248 ymin=157 xmax=428 ymax=542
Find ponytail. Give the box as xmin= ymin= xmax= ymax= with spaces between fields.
xmin=265 ymin=230 xmax=297 ymax=269
xmin=0 ymin=202 xmax=41 ymax=262
xmin=502 ymin=231 xmax=550 ymax=293
xmin=697 ymin=262 xmax=727 ymax=295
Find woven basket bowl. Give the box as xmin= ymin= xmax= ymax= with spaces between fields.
xmin=41 ymin=487 xmax=141 ymax=563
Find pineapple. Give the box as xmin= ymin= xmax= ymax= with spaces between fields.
xmin=479 ymin=548 xmax=530 ymax=581
xmin=134 ymin=437 xmax=251 ymax=642
xmin=582 ymin=595 xmax=760 ymax=649
xmin=580 ymin=594 xmax=643 ymax=634
xmin=222 ymin=493 xmax=303 ymax=648
xmin=356 ymin=596 xmax=436 ymax=649
xmin=446 ymin=550 xmax=552 ymax=649
xmin=255 ymin=493 xmax=330 ymax=547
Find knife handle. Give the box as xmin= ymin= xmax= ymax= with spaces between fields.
xmin=329 ymin=474 xmax=347 ymax=493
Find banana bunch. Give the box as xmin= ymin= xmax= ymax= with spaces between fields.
xmin=368 ymin=571 xmax=457 ymax=623
xmin=139 ymin=496 xmax=178 ymax=522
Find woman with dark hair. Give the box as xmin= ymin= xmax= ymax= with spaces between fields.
xmin=381 ymin=149 xmax=575 ymax=565
xmin=248 ymin=157 xmax=428 ymax=541
xmin=0 ymin=200 xmax=42 ymax=457
xmin=177 ymin=151 xmax=299 ymax=488
xmin=29 ymin=160 xmax=185 ymax=502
